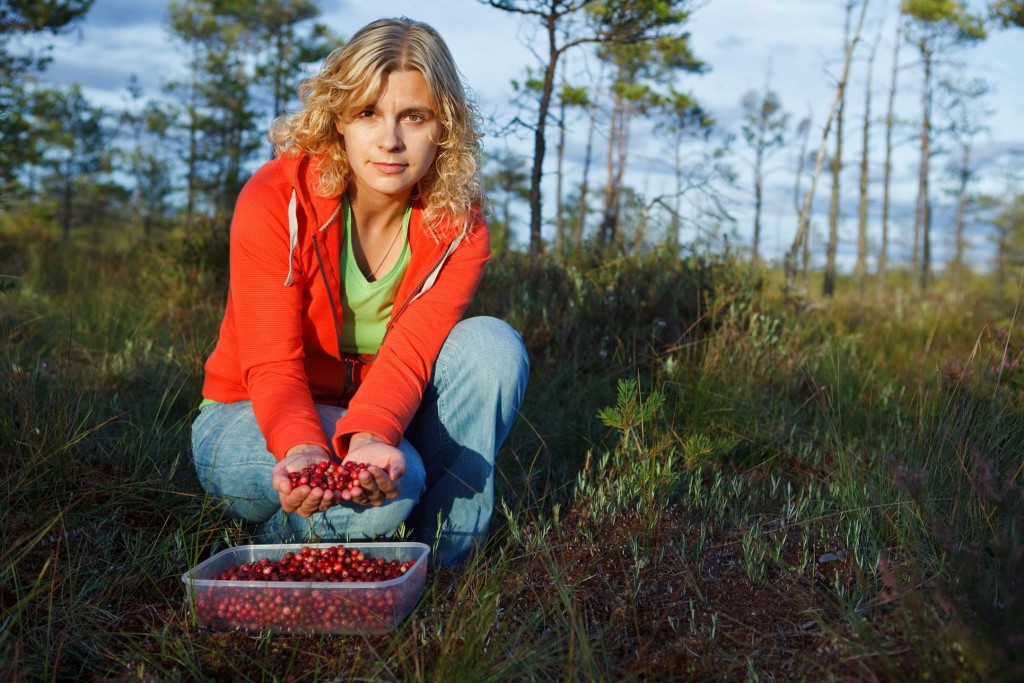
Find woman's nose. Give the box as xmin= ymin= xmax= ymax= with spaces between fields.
xmin=378 ymin=120 xmax=403 ymax=151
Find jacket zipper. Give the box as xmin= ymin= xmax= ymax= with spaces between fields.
xmin=311 ymin=231 xmax=344 ymax=350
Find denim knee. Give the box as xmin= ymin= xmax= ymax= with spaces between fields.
xmin=191 ymin=401 xmax=280 ymax=524
xmin=445 ymin=316 xmax=530 ymax=393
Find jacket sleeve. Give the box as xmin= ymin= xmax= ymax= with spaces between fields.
xmin=229 ymin=176 xmax=329 ymax=460
xmin=332 ymin=216 xmax=491 ymax=456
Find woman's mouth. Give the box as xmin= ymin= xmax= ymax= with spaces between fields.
xmin=373 ymin=162 xmax=407 ymax=174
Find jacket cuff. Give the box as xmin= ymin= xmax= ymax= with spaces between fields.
xmin=332 ymin=417 xmax=401 ymax=458
xmin=266 ymin=424 xmax=331 ymax=461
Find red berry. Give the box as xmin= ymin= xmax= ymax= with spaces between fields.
xmin=287 ymin=462 xmax=370 ymax=494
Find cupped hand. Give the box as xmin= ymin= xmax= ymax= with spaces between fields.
xmin=271 ymin=444 xmax=336 ymax=517
xmin=343 ymin=433 xmax=406 ymax=507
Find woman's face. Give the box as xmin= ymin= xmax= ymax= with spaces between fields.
xmin=337 ymin=69 xmax=442 ymax=206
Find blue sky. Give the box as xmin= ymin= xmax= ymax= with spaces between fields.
xmin=23 ymin=0 xmax=1024 ymax=265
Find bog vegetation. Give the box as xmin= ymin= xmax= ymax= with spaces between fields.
xmin=2 ymin=230 xmax=1023 ymax=681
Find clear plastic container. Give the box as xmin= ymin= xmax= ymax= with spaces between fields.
xmin=181 ymin=541 xmax=430 ymax=634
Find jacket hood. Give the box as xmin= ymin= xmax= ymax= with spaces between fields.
xmin=278 ymin=153 xmax=338 ymax=227
xmin=275 ymin=154 xmax=342 ymax=286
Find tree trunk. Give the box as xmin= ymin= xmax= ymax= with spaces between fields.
xmin=610 ymin=106 xmax=631 ymax=246
xmin=186 ymin=104 xmax=198 ymax=238
xmin=669 ymin=137 xmax=682 ymax=252
xmin=917 ymin=45 xmax=933 ymax=293
xmin=271 ymin=27 xmax=287 ymax=159
xmin=951 ymin=142 xmax=971 ymax=293
xmin=499 ymin=194 xmax=511 ymax=254
xmin=62 ymin=158 xmax=73 ymax=243
xmin=794 ymin=109 xmax=812 ymax=287
xmin=600 ymin=96 xmax=621 ymax=247
xmin=752 ymin=144 xmax=764 ymax=269
xmin=855 ymin=30 xmax=880 ymax=292
xmin=574 ymin=97 xmax=598 ymax=251
xmin=785 ymin=0 xmax=869 ymax=293
xmin=991 ymin=210 xmax=1007 ymax=290
xmin=879 ymin=13 xmax=902 ymax=293
xmin=555 ymin=75 xmax=567 ymax=253
xmin=802 ymin=219 xmax=811 ymax=286
xmin=824 ymin=129 xmax=841 ymax=298
xmin=824 ymin=1 xmax=854 ymax=299
xmin=527 ymin=16 xmax=560 ymax=259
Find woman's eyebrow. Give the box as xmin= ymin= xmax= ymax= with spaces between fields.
xmin=399 ymin=106 xmax=435 ymax=117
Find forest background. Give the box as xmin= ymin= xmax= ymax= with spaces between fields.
xmin=2 ymin=1 xmax=1024 ymax=681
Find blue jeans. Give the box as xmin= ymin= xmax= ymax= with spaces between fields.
xmin=191 ymin=317 xmax=529 ymax=568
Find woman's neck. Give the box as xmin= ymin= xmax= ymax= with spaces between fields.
xmin=346 ymin=187 xmax=410 ymax=237
xmin=345 ymin=189 xmax=410 ymax=282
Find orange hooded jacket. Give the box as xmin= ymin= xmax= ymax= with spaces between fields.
xmin=200 ymin=153 xmax=490 ymax=460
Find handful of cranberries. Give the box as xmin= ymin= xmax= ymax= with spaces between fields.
xmin=288 ymin=460 xmax=370 ymax=493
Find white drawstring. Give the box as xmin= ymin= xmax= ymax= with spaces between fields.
xmin=284 ymin=188 xmax=298 ymax=286
xmin=411 ymin=230 xmax=465 ymax=303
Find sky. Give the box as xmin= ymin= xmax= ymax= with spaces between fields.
xmin=19 ymin=0 xmax=1024 ymax=266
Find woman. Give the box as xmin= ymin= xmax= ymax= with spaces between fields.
xmin=190 ymin=17 xmax=529 ymax=568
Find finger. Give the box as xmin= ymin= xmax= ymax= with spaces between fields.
xmin=348 ymin=487 xmax=371 ymax=505
xmin=367 ymin=466 xmax=397 ymax=499
xmin=317 ymin=490 xmax=337 ymax=512
xmin=356 ymin=468 xmax=381 ymax=494
xmin=286 ymin=487 xmax=313 ymax=517
xmin=387 ymin=461 xmax=406 ymax=481
xmin=271 ymin=471 xmax=292 ymax=496
xmin=280 ymin=484 xmax=309 ymax=513
xmin=298 ymin=488 xmax=325 ymax=516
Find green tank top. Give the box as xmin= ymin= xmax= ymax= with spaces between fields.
xmin=339 ymin=194 xmax=411 ymax=355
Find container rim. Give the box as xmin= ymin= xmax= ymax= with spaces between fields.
xmin=180 ymin=541 xmax=431 ymax=588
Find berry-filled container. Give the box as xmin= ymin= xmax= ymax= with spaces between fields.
xmin=181 ymin=541 xmax=430 ymax=635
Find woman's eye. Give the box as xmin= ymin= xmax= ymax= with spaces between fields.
xmin=357 ymin=109 xmax=375 ymax=119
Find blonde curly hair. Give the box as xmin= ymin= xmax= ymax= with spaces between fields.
xmin=269 ymin=17 xmax=483 ymax=241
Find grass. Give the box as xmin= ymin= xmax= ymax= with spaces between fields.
xmin=1 ymin=225 xmax=1022 ymax=681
